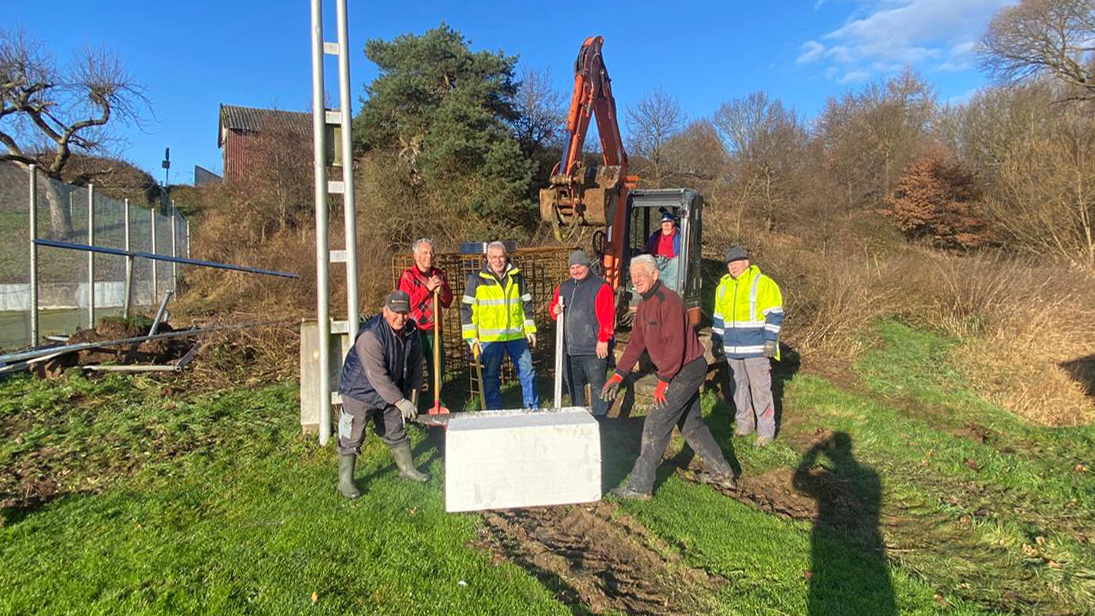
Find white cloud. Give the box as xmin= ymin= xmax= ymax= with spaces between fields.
xmin=797 ymin=0 xmax=1016 ymax=82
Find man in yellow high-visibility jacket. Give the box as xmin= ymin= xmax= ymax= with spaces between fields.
xmin=712 ymin=246 xmax=784 ymax=447
xmin=461 ymin=241 xmax=539 ymax=409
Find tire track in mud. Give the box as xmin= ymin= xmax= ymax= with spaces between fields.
xmin=479 ymin=501 xmax=724 ymax=616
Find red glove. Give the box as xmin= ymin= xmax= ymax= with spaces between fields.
xmin=600 ymin=373 xmax=623 ymax=401
xmin=653 ymin=380 xmax=670 ymax=409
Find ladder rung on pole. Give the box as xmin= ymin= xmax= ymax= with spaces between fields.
xmin=330 ymin=250 xmax=347 ymax=263
xmin=331 ymin=391 xmax=342 ymax=405
xmin=325 ymin=110 xmax=342 ymax=124
xmin=323 ymin=41 xmax=339 ymax=55
xmin=331 ymin=319 xmax=350 ymax=334
xmin=328 ymin=180 xmax=345 ymax=194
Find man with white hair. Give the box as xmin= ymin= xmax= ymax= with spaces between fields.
xmin=397 ymin=238 xmax=453 ymax=404
xmin=461 ymin=241 xmax=539 ymax=409
xmin=600 ymin=255 xmax=737 ymax=500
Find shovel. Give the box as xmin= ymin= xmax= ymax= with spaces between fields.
xmin=428 ymin=288 xmax=450 ymax=416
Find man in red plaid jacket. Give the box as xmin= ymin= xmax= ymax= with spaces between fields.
xmin=397 ymin=238 xmax=453 ymax=403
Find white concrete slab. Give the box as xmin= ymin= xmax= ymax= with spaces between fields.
xmin=445 ymin=407 xmax=602 ymax=512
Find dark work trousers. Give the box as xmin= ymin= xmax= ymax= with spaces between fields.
xmin=337 ymin=395 xmax=409 ymax=455
xmin=565 ymin=354 xmax=610 ymax=416
xmin=625 ymin=357 xmax=734 ymax=494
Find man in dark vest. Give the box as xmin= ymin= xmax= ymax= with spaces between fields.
xmin=549 ymin=250 xmax=615 ymax=416
xmin=337 ymin=290 xmax=428 ymax=499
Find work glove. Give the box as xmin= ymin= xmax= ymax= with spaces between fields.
xmin=396 ymin=398 xmax=418 ymax=422
xmin=600 ymin=373 xmax=623 ymax=402
xmin=526 ymin=332 xmax=537 ymax=348
xmin=469 ymin=339 xmax=482 ymax=360
xmin=764 ymin=340 xmax=778 ymax=358
xmin=652 ymin=380 xmax=670 ymax=409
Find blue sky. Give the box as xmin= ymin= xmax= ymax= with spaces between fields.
xmin=2 ymin=0 xmax=1014 ymax=183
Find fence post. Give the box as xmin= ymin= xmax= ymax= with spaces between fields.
xmin=151 ymin=207 xmax=158 ymax=304
xmin=28 ymin=164 xmax=39 ymax=347
xmin=87 ymin=184 xmax=95 ymax=330
xmin=185 ymin=219 xmax=190 ymax=258
xmin=124 ymin=198 xmax=133 ymax=318
xmin=171 ymin=200 xmax=178 ymax=291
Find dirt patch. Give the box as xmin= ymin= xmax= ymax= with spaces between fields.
xmin=480 ymin=502 xmax=722 ymax=615
xmin=29 ymin=318 xmax=190 ymax=378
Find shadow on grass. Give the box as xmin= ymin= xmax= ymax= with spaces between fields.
xmin=793 ymin=432 xmax=895 ymax=616
xmin=1061 ymin=353 xmax=1095 ymax=399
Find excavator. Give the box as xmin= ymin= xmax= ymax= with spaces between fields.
xmin=540 ymin=35 xmax=705 ymax=329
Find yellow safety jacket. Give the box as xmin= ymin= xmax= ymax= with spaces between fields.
xmin=712 ymin=265 xmax=784 ymax=360
xmin=460 ymin=263 xmax=537 ymax=343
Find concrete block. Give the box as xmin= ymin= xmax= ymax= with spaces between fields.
xmin=299 ymin=320 xmax=351 ymax=434
xmin=445 ymin=408 xmax=601 ymax=512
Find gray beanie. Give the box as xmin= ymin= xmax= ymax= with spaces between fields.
xmin=568 ymin=249 xmax=591 ymax=267
xmin=725 ymin=246 xmax=748 ymax=262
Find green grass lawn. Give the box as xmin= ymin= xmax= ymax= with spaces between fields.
xmin=1 ymin=320 xmax=1092 ymax=615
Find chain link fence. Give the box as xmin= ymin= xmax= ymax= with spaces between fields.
xmin=0 ymin=162 xmax=188 ymax=350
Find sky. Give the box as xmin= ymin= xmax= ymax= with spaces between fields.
xmin=2 ymin=0 xmax=1015 ymax=183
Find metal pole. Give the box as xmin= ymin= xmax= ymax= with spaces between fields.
xmin=87 ymin=184 xmax=95 ymax=330
xmin=28 ymin=164 xmax=39 ymax=346
xmin=123 ymin=198 xmax=132 ymax=318
xmin=554 ymin=298 xmax=565 ymax=409
xmin=311 ymin=0 xmax=331 ymax=446
xmin=148 ymin=289 xmax=174 ymax=336
xmin=150 ymin=207 xmax=158 ymax=304
xmin=170 ymin=200 xmax=178 ymax=291
xmin=185 ymin=219 xmax=191 ymax=258
xmin=336 ymin=0 xmax=358 ymax=343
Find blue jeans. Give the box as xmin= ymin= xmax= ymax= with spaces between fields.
xmin=481 ymin=338 xmax=539 ymax=410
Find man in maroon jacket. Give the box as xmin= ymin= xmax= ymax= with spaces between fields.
xmin=601 ymin=254 xmax=738 ymax=500
xmin=397 ymin=238 xmax=453 ymax=404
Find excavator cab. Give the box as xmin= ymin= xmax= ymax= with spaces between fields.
xmin=618 ymin=189 xmax=703 ymax=324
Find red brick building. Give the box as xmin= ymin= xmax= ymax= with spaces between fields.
xmin=217 ymin=104 xmax=311 ymax=182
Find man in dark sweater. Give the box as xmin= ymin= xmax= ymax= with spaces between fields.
xmin=601 ymin=255 xmax=738 ymax=500
xmin=549 ymin=250 xmax=615 ymax=416
xmin=336 ymin=291 xmax=429 ymax=500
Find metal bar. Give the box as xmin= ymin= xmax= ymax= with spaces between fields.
xmin=151 ymin=207 xmax=158 ymax=303
xmin=185 ymin=219 xmax=190 ymax=258
xmin=554 ymin=298 xmax=565 ymax=408
xmin=123 ymin=198 xmax=132 ymax=318
xmin=33 ymin=239 xmax=301 ymax=279
xmin=148 ymin=290 xmax=174 ymax=336
xmin=0 ymin=318 xmax=295 ymax=365
xmin=28 ymin=164 xmax=39 ymax=347
xmin=82 ymin=364 xmax=180 ymax=373
xmin=171 ymin=200 xmax=178 ymax=290
xmin=337 ymin=0 xmax=359 ymax=344
xmin=175 ymin=340 xmax=202 ymax=369
xmin=87 ymin=184 xmax=95 ymax=329
xmin=311 ymin=0 xmax=331 ymax=446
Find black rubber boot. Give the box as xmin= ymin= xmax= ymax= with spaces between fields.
xmin=338 ymin=454 xmax=362 ymax=499
xmin=610 ymin=485 xmax=652 ymax=501
xmin=391 ymin=442 xmax=429 ymax=483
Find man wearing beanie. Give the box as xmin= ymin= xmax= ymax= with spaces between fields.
xmin=712 ymin=246 xmax=785 ymax=447
xmin=549 ymin=249 xmax=615 ymax=416
xmin=335 ymin=290 xmax=430 ymax=499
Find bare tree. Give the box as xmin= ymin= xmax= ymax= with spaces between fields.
xmin=713 ymin=91 xmax=807 ymax=232
xmin=1 ymin=27 xmax=147 ymax=237
xmin=980 ymin=0 xmax=1095 ymax=101
xmin=626 ymin=88 xmax=684 ymax=187
xmin=511 ymin=65 xmax=565 ymax=156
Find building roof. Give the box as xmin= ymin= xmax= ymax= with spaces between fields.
xmin=218 ymin=104 xmax=312 ymax=146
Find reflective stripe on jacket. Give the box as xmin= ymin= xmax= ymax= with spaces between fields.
xmin=460 ymin=263 xmax=537 ymax=343
xmin=711 ymin=265 xmax=784 ymax=359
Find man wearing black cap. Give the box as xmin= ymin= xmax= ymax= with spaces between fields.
xmin=336 ymin=290 xmax=429 ymax=499
xmin=549 ymin=249 xmax=615 ymax=416
xmin=712 ymin=246 xmax=784 ymax=447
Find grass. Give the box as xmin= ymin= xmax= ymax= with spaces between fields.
xmin=2 ymin=318 xmax=1094 ymax=615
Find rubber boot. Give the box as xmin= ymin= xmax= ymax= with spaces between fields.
xmin=338 ymin=454 xmax=362 ymax=499
xmin=391 ymin=442 xmax=429 ymax=482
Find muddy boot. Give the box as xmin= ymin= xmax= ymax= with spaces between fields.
xmin=700 ymin=470 xmax=739 ymax=490
xmin=609 ymin=485 xmax=652 ymax=501
xmin=391 ymin=442 xmax=429 ymax=483
xmin=338 ymin=454 xmax=362 ymax=499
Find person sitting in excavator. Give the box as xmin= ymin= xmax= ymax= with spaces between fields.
xmin=643 ymin=210 xmax=681 ymax=292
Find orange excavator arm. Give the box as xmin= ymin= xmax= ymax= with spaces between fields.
xmin=540 ymin=36 xmax=638 ymax=292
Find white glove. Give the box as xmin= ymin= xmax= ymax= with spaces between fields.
xmin=526 ymin=332 xmax=537 ymax=348
xmin=395 ymin=398 xmax=417 ymax=421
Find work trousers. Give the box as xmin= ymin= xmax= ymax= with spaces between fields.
xmin=728 ymin=357 xmax=775 ymax=439
xmin=565 ymin=354 xmax=610 ymax=416
xmin=337 ymin=395 xmax=408 ymax=455
xmin=625 ymin=357 xmax=733 ymax=494
xmin=420 ymin=331 xmax=445 ymax=402
xmin=481 ymin=338 xmax=539 ymax=410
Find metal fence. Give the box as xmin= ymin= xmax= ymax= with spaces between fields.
xmin=0 ymin=162 xmax=189 ymax=350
